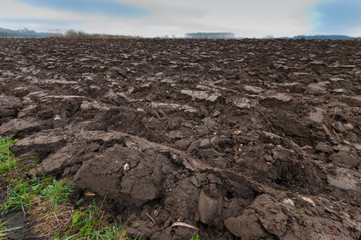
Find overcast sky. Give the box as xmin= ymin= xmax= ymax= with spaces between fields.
xmin=0 ymin=0 xmax=360 ymax=37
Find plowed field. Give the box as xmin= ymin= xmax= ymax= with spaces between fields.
xmin=1 ymin=38 xmax=361 ymax=239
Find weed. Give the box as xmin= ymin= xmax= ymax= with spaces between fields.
xmin=190 ymin=234 xmax=200 ymax=240
xmin=2 ymin=176 xmax=71 ymax=213
xmin=0 ymin=136 xmax=18 ymax=173
xmin=62 ymin=197 xmax=131 ymax=240
xmin=41 ymin=178 xmax=73 ymax=208
xmin=0 ymin=219 xmax=22 ymax=239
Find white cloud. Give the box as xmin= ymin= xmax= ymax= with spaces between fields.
xmin=0 ymin=0 xmax=317 ymax=37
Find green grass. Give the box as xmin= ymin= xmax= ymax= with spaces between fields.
xmin=190 ymin=234 xmax=200 ymax=240
xmin=59 ymin=200 xmax=132 ymax=240
xmin=0 ymin=136 xmax=136 ymax=239
xmin=2 ymin=176 xmax=72 ymax=213
xmin=0 ymin=220 xmax=22 ymax=239
xmin=0 ymin=137 xmax=18 ymax=173
xmin=0 ymin=136 xmax=200 ymax=239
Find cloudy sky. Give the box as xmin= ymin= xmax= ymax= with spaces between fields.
xmin=0 ymin=0 xmax=360 ymax=37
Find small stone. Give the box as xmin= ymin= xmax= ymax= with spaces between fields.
xmin=332 ymin=64 xmax=355 ymax=68
xmin=199 ymin=139 xmax=211 ymax=148
xmin=354 ymin=144 xmax=361 ymax=150
xmin=131 ymin=184 xmax=158 ymax=206
xmin=54 ymin=115 xmax=66 ymax=128
xmin=272 ymin=93 xmax=291 ymax=102
xmin=243 ymin=85 xmax=264 ymax=94
xmin=180 ymin=89 xmax=208 ymax=100
xmin=206 ymin=93 xmax=221 ymax=102
xmin=306 ymin=83 xmax=327 ymax=95
xmin=333 ymin=122 xmax=346 ymax=132
xmin=332 ymin=88 xmax=346 ymax=94
xmin=343 ymin=123 xmax=354 ymax=130
xmin=233 ymin=98 xmax=250 ymax=109
xmin=282 ymin=199 xmax=295 ymax=207
xmin=290 ymin=83 xmax=306 ymax=93
xmin=212 ymin=110 xmax=221 ymax=117
xmin=299 ymin=196 xmax=316 ymax=207
xmin=264 ymin=154 xmax=273 ymax=162
xmin=80 ymin=101 xmax=91 ymax=111
xmin=332 ymin=144 xmax=351 ymax=152
xmin=309 ymin=109 xmax=324 ymax=123
xmin=123 ymin=163 xmax=130 ymax=171
xmin=315 ymin=142 xmax=333 ymax=153
xmin=198 ymin=191 xmax=218 ymax=225
xmin=166 ymin=130 xmax=183 ymax=140
xmin=27 ymin=167 xmax=41 ymax=176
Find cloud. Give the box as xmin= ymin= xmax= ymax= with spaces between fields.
xmin=14 ymin=0 xmax=149 ymax=18
xmin=99 ymin=0 xmax=316 ymax=37
xmin=307 ymin=0 xmax=361 ymax=35
xmin=1 ymin=0 xmax=317 ymax=37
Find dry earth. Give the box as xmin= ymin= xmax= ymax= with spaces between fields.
xmin=1 ymin=38 xmax=361 ymax=239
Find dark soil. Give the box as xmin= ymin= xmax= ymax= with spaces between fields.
xmin=1 ymin=38 xmax=361 ymax=239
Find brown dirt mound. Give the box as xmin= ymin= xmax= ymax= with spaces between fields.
xmin=1 ymin=38 xmax=361 ymax=239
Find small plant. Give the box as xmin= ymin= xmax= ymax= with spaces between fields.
xmin=0 ymin=137 xmax=18 ymax=173
xmin=0 ymin=219 xmax=22 ymax=238
xmin=190 ymin=234 xmax=200 ymax=240
xmin=41 ymin=178 xmax=73 ymax=208
xmin=63 ymin=197 xmax=130 ymax=240
xmin=2 ymin=176 xmax=72 ymax=213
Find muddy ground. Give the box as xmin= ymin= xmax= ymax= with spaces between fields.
xmin=1 ymin=38 xmax=361 ymax=239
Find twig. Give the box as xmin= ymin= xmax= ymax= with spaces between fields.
xmin=331 ymin=108 xmax=337 ymax=121
xmin=145 ymin=212 xmax=156 ymax=223
xmin=257 ymin=108 xmax=276 ymax=132
xmin=21 ymin=205 xmax=27 ymax=218
xmin=171 ymin=222 xmax=199 ymax=230
xmin=301 ymin=145 xmax=313 ymax=150
xmin=258 ymin=109 xmax=271 ymax=123
xmin=332 ymin=129 xmax=341 ymax=142
xmin=54 ymin=212 xmax=60 ymax=224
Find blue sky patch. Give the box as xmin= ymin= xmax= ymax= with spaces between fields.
xmin=306 ymin=0 xmax=361 ymax=34
xmin=15 ymin=0 xmax=149 ymax=18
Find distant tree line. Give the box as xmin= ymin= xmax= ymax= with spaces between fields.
xmin=0 ymin=27 xmax=136 ymax=39
xmin=1 ymin=26 xmax=359 ymax=40
xmin=292 ymin=35 xmax=351 ymax=40
xmin=0 ymin=27 xmax=53 ymax=38
xmin=185 ymin=32 xmax=236 ymax=39
xmin=56 ymin=29 xmax=138 ymax=39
